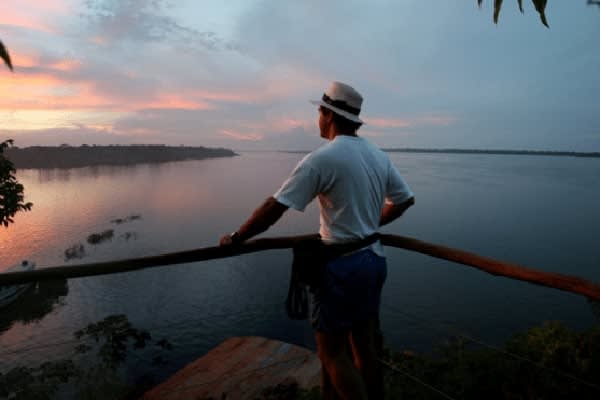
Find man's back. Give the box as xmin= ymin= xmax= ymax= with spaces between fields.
xmin=275 ymin=135 xmax=412 ymax=248
xmin=305 ymin=136 xmax=392 ymax=242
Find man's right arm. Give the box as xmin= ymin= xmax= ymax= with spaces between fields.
xmin=219 ymin=196 xmax=288 ymax=246
xmin=379 ymin=196 xmax=414 ymax=226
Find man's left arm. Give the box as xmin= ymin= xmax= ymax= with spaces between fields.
xmin=379 ymin=196 xmax=414 ymax=227
xmin=219 ymin=196 xmax=289 ymax=246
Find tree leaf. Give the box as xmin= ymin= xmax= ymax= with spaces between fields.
xmin=0 ymin=40 xmax=13 ymax=71
xmin=494 ymin=0 xmax=504 ymax=23
xmin=1 ymin=139 xmax=33 ymax=226
xmin=532 ymin=0 xmax=549 ymax=27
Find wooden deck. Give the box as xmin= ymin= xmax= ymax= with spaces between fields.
xmin=141 ymin=336 xmax=321 ymax=399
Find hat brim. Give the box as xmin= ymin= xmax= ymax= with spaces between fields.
xmin=310 ymin=100 xmax=364 ymax=124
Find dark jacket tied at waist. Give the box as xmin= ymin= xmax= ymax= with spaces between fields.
xmin=286 ymin=233 xmax=380 ymax=320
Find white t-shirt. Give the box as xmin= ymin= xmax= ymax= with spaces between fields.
xmin=273 ymin=135 xmax=413 ymax=256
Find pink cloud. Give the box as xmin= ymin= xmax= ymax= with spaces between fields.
xmin=89 ymin=36 xmax=109 ymax=46
xmin=360 ymin=130 xmax=385 ymax=138
xmin=189 ymin=89 xmax=260 ymax=103
xmin=188 ymin=66 xmax=323 ymax=105
xmin=416 ymin=116 xmax=457 ymax=126
xmin=0 ymin=0 xmax=68 ymax=33
xmin=246 ymin=117 xmax=314 ymax=133
xmin=364 ymin=118 xmax=412 ymax=128
xmin=364 ymin=115 xmax=458 ymax=129
xmin=0 ymin=14 xmax=55 ymax=33
xmin=220 ymin=129 xmax=264 ymax=141
xmin=48 ymin=59 xmax=82 ymax=72
xmin=0 ymin=71 xmax=112 ymax=110
xmin=29 ymin=0 xmax=68 ymax=13
xmin=143 ymin=95 xmax=214 ymax=111
xmin=9 ymin=53 xmax=39 ymax=68
xmin=0 ymin=63 xmax=216 ymax=112
xmin=4 ymin=50 xmax=82 ymax=73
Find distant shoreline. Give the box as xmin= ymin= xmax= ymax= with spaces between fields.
xmin=5 ymin=145 xmax=238 ymax=169
xmin=384 ymin=148 xmax=600 ymax=157
xmin=280 ymin=148 xmax=600 ymax=158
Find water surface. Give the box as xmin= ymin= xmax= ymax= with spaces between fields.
xmin=1 ymin=151 xmax=599 ymax=387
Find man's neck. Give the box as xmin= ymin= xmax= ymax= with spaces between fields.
xmin=328 ymin=130 xmax=358 ymax=140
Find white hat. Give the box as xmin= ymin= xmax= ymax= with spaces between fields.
xmin=310 ymin=81 xmax=364 ymax=124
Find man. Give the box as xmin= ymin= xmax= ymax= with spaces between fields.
xmin=220 ymin=81 xmax=414 ymax=399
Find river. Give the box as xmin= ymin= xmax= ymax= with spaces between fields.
xmin=1 ymin=151 xmax=599 ymax=391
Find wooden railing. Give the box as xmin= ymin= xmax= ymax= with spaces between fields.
xmin=1 ymin=234 xmax=599 ymax=301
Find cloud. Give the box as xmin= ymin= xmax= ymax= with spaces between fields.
xmin=81 ymin=0 xmax=237 ymax=50
xmin=0 ymin=0 xmax=68 ymax=33
xmin=0 ymin=0 xmax=330 ymax=150
xmin=415 ymin=116 xmax=456 ymax=126
xmin=1 ymin=125 xmax=128 ymax=147
xmin=365 ymin=118 xmax=412 ymax=129
xmin=363 ymin=115 xmax=457 ymax=131
xmin=1 ymin=1 xmax=599 ymax=152
xmin=220 ymin=129 xmax=263 ymax=141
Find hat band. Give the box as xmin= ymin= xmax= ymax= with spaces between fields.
xmin=322 ymin=94 xmax=360 ymax=116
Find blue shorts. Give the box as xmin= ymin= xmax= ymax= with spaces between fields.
xmin=311 ymin=249 xmax=387 ymax=333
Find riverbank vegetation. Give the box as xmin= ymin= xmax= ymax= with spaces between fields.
xmin=4 ymin=145 xmax=237 ymax=169
xmin=251 ymin=321 xmax=600 ymax=400
xmin=0 ymin=315 xmax=172 ymax=400
xmin=383 ymin=148 xmax=600 ymax=158
xmin=0 ymin=140 xmax=32 ymax=227
xmin=380 ymin=321 xmax=600 ymax=400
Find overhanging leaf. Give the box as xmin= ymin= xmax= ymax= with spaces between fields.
xmin=532 ymin=0 xmax=549 ymax=27
xmin=0 ymin=40 xmax=13 ymax=71
xmin=494 ymin=0 xmax=504 ymax=23
xmin=518 ymin=0 xmax=524 ymax=13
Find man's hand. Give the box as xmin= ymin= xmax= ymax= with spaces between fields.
xmin=218 ymin=197 xmax=288 ymax=246
xmin=219 ymin=234 xmax=234 ymax=246
xmin=380 ymin=197 xmax=415 ymax=226
xmin=219 ymin=231 xmax=242 ymax=246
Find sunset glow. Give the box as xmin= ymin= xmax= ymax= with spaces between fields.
xmin=0 ymin=1 xmax=598 ymax=151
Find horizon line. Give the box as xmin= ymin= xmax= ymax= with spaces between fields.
xmin=6 ymin=144 xmax=600 ymax=157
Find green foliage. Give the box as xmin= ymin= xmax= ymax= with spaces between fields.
xmin=206 ymin=321 xmax=600 ymax=400
xmin=253 ymin=321 xmax=600 ymax=400
xmin=70 ymin=315 xmax=152 ymax=399
xmin=0 ymin=139 xmax=33 ymax=227
xmin=589 ymin=298 xmax=600 ymax=323
xmin=384 ymin=321 xmax=600 ymax=399
xmin=0 ymin=40 xmax=12 ymax=71
xmin=0 ymin=314 xmax=170 ymax=400
xmin=73 ymin=314 xmax=152 ymax=370
xmin=257 ymin=381 xmax=321 ymax=400
xmin=0 ymin=361 xmax=78 ymax=400
xmin=478 ymin=0 xmax=549 ymax=27
xmin=198 ymin=381 xmax=321 ymax=400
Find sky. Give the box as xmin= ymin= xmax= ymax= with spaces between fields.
xmin=0 ymin=0 xmax=599 ymax=151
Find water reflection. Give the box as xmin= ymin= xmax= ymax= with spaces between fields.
xmin=0 ymin=279 xmax=69 ymax=333
xmin=3 ymin=153 xmax=599 ymax=372
xmin=34 ymin=164 xmax=150 ymax=183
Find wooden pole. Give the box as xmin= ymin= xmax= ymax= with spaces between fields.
xmin=1 ymin=233 xmax=599 ymax=301
xmin=379 ymin=234 xmax=600 ymax=301
xmin=0 ymin=234 xmax=317 ymax=286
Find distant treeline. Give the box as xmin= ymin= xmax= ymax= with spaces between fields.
xmin=383 ymin=148 xmax=600 ymax=158
xmin=5 ymin=145 xmax=238 ymax=169
xmin=280 ymin=148 xmax=600 ymax=158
